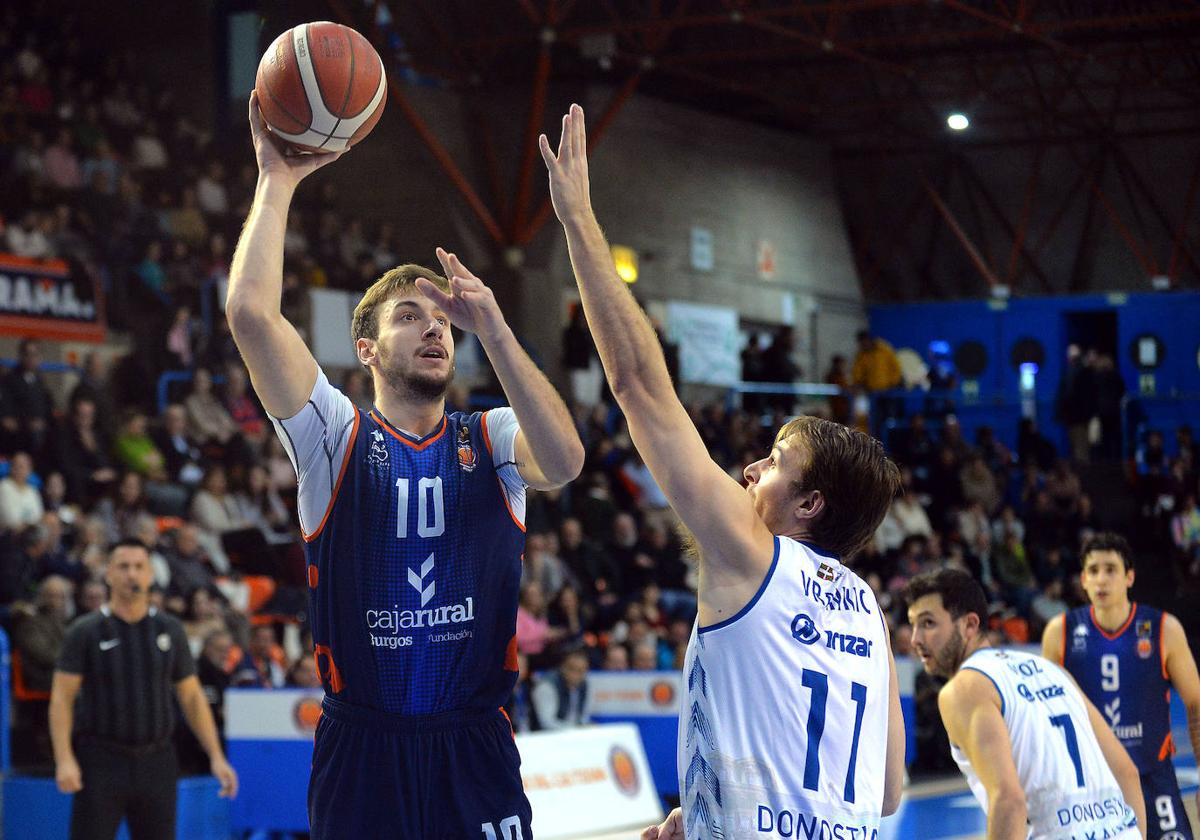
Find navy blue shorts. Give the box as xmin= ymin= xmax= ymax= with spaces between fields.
xmin=309 ymin=697 xmax=533 ymax=840
xmin=1141 ymin=760 xmax=1193 ymax=840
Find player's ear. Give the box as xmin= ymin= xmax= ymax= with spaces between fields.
xmin=793 ymin=489 xmax=824 ymax=524
xmin=356 ymin=337 xmax=377 ymax=368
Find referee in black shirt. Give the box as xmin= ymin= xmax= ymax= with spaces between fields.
xmin=49 ymin=539 xmax=238 ymax=840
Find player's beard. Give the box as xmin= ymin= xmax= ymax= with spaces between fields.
xmin=934 ymin=625 xmax=967 ymax=678
xmin=379 ymin=345 xmax=455 ymax=402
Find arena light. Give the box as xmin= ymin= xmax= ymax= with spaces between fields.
xmin=947 ymin=113 xmax=970 ymax=131
xmin=611 ymin=244 xmax=639 ymax=283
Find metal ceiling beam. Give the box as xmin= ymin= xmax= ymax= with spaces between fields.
xmin=327 ymin=0 xmax=507 ymax=245
xmin=922 ymin=174 xmax=1003 ymax=290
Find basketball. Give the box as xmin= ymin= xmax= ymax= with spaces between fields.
xmin=255 ymin=21 xmax=387 ymax=153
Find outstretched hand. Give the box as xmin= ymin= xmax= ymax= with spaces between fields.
xmin=248 ymin=91 xmax=345 ymax=187
xmin=416 ymin=248 xmax=507 ymax=340
xmin=538 ymin=103 xmax=593 ymax=224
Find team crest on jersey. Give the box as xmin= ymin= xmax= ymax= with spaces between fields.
xmin=456 ymin=426 xmax=476 ymax=472
xmin=816 ymin=562 xmax=836 ymax=582
xmin=1136 ymin=619 xmax=1153 ymax=658
xmin=1137 ymin=638 xmax=1153 ymax=658
xmin=368 ymin=428 xmax=389 ymax=465
xmin=1072 ymin=623 xmax=1089 ymax=651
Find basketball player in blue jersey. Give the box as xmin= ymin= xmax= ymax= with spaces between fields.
xmin=908 ymin=568 xmax=1146 ymax=840
xmin=541 ymin=107 xmax=906 ymax=840
xmin=1044 ymin=532 xmax=1200 ymax=840
xmin=225 ymin=93 xmax=584 ymax=839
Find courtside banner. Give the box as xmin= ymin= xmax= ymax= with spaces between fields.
xmin=519 ymin=723 xmax=662 ymax=839
xmin=0 ymin=253 xmax=105 ymax=341
xmin=589 ymin=670 xmax=681 ymax=716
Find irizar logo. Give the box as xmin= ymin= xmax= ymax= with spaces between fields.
xmin=790 ymin=613 xmax=873 ymax=657
xmin=791 ymin=613 xmax=821 ymax=645
xmin=408 ymin=553 xmax=435 ymax=607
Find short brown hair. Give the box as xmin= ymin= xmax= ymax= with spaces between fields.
xmin=776 ymin=416 xmax=900 ymax=559
xmin=350 ymin=264 xmax=450 ymax=344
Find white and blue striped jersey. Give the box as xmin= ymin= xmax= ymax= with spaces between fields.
xmin=678 ymin=536 xmax=891 ymax=840
xmin=950 ymin=648 xmax=1140 ymax=840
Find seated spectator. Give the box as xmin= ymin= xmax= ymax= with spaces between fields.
xmin=620 ymin=451 xmax=673 ymax=532
xmin=231 ymin=625 xmax=286 ymax=688
xmin=631 ymin=642 xmax=659 ymax=671
xmin=94 ymin=471 xmax=149 ymax=544
xmin=516 ymin=582 xmax=562 ymax=667
xmin=522 ymin=531 xmax=568 ymax=599
xmin=194 ymin=161 xmax=228 ymax=216
xmin=503 ymin=653 xmax=535 ymax=734
xmin=77 ymin=579 xmax=107 ymax=615
xmin=135 ymin=239 xmax=170 ymax=304
xmin=185 ymin=368 xmax=239 ymax=449
xmin=113 ymin=409 xmax=168 ymax=479
xmin=959 ymin=452 xmax=1000 ymax=515
xmin=166 ymin=306 xmax=197 ymax=369
xmin=177 ymin=627 xmax=234 ymax=776
xmin=69 ymin=353 xmax=116 ymax=435
xmin=56 ymin=397 xmax=117 ymax=507
xmin=183 ymin=587 xmax=226 ymax=659
xmin=287 ymin=656 xmax=323 ymax=689
xmin=991 ymin=505 xmax=1025 ymax=545
xmin=164 ymin=523 xmax=223 ymax=596
xmin=1 ymin=338 xmax=54 ymax=455
xmin=531 ymin=648 xmax=592 ymax=731
xmin=40 ymin=471 xmax=80 ymax=526
xmin=1045 ymin=458 xmax=1082 ymax=518
xmin=222 ymin=364 xmax=267 ymax=450
xmin=602 ymin=644 xmax=630 ymax=671
xmin=42 ymin=127 xmax=82 ymax=191
xmin=1017 ymin=418 xmax=1057 ymax=471
xmin=547 ymin=585 xmax=586 ymax=653
xmin=558 ymin=516 xmax=620 ymax=605
xmin=0 ymin=525 xmax=52 ymax=613
xmin=151 ymin=403 xmax=205 ymax=486
xmin=12 ymin=575 xmax=73 ymax=769
xmin=4 ymin=210 xmax=52 ymax=258
xmin=0 ymin=452 xmax=44 ymax=531
xmin=1171 ymin=493 xmax=1200 ymax=577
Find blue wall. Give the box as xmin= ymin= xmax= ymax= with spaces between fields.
xmin=868 ymin=291 xmax=1200 ymax=452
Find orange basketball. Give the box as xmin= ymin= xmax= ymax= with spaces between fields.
xmin=255 ymin=21 xmax=387 ymax=153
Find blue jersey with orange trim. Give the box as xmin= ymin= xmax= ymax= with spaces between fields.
xmin=1061 ymin=603 xmax=1174 ymax=773
xmin=304 ymin=406 xmax=524 ymax=716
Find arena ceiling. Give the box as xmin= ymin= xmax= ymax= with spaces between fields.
xmin=327 ymin=0 xmax=1200 ymax=298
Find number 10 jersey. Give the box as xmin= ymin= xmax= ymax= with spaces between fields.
xmin=270 ymin=370 xmax=526 ymax=716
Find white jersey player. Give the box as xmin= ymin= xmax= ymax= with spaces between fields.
xmin=538 ymin=105 xmax=906 ymax=840
xmin=679 ymin=537 xmax=892 ymax=840
xmin=907 ymin=568 xmax=1147 ymax=840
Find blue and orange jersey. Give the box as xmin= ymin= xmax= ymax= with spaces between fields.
xmin=1061 ymin=602 xmax=1174 ymax=773
xmin=271 ymin=370 xmax=525 ymax=715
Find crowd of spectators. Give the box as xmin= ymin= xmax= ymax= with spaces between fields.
xmin=4 ymin=4 xmax=1200 ymax=781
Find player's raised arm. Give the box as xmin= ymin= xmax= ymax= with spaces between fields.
xmin=938 ymin=674 xmax=1028 ymax=840
xmin=1041 ymin=613 xmax=1066 ymax=665
xmin=539 ymin=105 xmax=773 ymax=577
xmin=415 ymin=249 xmax=584 ymax=490
xmin=225 ymin=92 xmax=345 ymax=418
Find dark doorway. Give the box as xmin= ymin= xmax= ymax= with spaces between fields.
xmin=1062 ymin=310 xmax=1118 ymax=358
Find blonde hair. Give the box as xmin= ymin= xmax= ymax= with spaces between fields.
xmin=350 ymin=264 xmax=450 ymax=344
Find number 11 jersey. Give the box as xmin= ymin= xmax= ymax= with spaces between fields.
xmin=271 ymin=370 xmax=526 ymax=716
xmin=678 ymin=537 xmax=891 ymax=840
